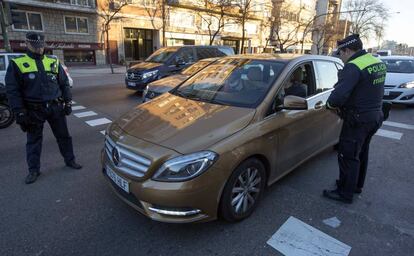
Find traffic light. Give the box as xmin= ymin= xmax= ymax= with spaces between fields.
xmin=6 ymin=3 xmax=23 ymax=26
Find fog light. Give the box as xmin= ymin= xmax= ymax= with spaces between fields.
xmin=400 ymin=94 xmax=414 ymax=100
xmin=148 ymin=206 xmax=201 ymax=216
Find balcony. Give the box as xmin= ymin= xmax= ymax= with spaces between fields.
xmin=6 ymin=0 xmax=97 ymax=13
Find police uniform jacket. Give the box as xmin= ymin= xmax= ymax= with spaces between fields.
xmin=327 ymin=50 xmax=386 ymax=121
xmin=5 ymin=51 xmax=72 ymax=112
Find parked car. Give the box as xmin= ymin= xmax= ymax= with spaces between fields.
xmin=381 ymin=56 xmax=414 ymax=106
xmin=102 ymin=54 xmax=343 ymax=223
xmin=0 ymin=52 xmax=73 ymax=88
xmin=143 ymin=58 xmax=218 ymax=102
xmin=125 ymin=46 xmax=234 ymax=92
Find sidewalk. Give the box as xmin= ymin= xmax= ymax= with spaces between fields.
xmin=68 ymin=65 xmax=127 ymax=78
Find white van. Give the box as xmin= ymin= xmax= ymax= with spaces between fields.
xmin=0 ymin=52 xmax=73 ymax=87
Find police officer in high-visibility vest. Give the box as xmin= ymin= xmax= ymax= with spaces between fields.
xmin=5 ymin=32 xmax=82 ymax=184
xmin=323 ymin=34 xmax=385 ymax=203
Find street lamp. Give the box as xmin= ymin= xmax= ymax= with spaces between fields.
xmin=300 ymin=9 xmax=366 ymax=54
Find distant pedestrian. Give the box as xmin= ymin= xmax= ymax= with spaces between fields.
xmin=5 ymin=32 xmax=82 ymax=184
xmin=323 ymin=34 xmax=386 ymax=203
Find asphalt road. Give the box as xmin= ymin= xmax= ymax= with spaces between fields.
xmin=0 ymin=71 xmax=413 ymax=256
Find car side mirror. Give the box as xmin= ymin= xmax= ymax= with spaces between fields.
xmin=283 ymin=95 xmax=307 ymax=110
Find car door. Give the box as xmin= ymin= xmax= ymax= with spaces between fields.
xmin=0 ymin=55 xmax=6 ymax=85
xmin=312 ymin=60 xmax=343 ymax=147
xmin=262 ymin=62 xmax=325 ymax=183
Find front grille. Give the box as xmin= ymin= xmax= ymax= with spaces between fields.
xmin=384 ymin=85 xmax=396 ymax=89
xmin=127 ymin=72 xmax=142 ymax=81
xmin=383 ymin=91 xmax=403 ymax=100
xmin=105 ymin=136 xmax=151 ymax=178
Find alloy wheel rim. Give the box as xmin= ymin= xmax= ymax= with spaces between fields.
xmin=231 ymin=167 xmax=261 ymax=215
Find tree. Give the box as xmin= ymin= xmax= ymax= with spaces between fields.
xmin=312 ymin=23 xmax=336 ymax=54
xmin=144 ymin=0 xmax=169 ymax=47
xmin=271 ymin=0 xmax=309 ymax=53
xmin=98 ymin=0 xmax=129 ymax=74
xmin=196 ymin=0 xmax=231 ymax=45
xmin=343 ymin=0 xmax=389 ymax=40
xmin=233 ymin=0 xmax=262 ymax=54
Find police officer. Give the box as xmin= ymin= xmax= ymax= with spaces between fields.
xmin=323 ymin=34 xmax=385 ymax=203
xmin=5 ymin=32 xmax=82 ymax=184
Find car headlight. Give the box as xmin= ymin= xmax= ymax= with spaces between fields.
xmin=142 ymin=70 xmax=158 ymax=80
xmin=143 ymin=86 xmax=149 ymax=97
xmin=399 ymin=81 xmax=414 ymax=89
xmin=152 ymin=151 xmax=219 ymax=182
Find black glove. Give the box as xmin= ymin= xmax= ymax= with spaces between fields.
xmin=64 ymin=102 xmax=72 ymax=116
xmin=15 ymin=110 xmax=30 ymax=126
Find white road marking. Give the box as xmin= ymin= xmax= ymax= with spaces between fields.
xmin=375 ymin=129 xmax=403 ymax=140
xmin=71 ymin=105 xmax=86 ymax=111
xmin=100 ymin=130 xmax=106 ymax=135
xmin=383 ymin=121 xmax=414 ymax=130
xmin=267 ymin=216 xmax=351 ymax=256
xmin=85 ymin=118 xmax=112 ymax=127
xmin=74 ymin=111 xmax=98 ymax=118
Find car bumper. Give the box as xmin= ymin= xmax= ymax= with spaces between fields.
xmin=101 ymin=150 xmax=223 ymax=223
xmin=125 ymin=79 xmax=148 ymax=91
xmin=383 ymin=88 xmax=414 ymax=105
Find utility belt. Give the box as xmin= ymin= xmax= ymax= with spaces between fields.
xmin=25 ymin=98 xmax=63 ymax=110
xmin=341 ymin=108 xmax=382 ymax=125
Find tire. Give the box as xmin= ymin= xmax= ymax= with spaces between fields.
xmin=0 ymin=103 xmax=14 ymax=129
xmin=220 ymin=158 xmax=266 ymax=222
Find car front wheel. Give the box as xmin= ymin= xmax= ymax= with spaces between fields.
xmin=220 ymin=158 xmax=266 ymax=222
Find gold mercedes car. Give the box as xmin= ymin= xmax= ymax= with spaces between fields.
xmin=102 ymin=54 xmax=343 ymax=223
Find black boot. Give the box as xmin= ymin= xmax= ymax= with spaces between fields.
xmin=323 ymin=189 xmax=353 ymax=204
xmin=66 ymin=160 xmax=82 ymax=169
xmin=25 ymin=172 xmax=41 ymax=184
xmin=336 ymin=179 xmax=362 ymax=194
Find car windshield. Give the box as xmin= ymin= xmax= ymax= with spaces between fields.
xmin=146 ymin=47 xmax=178 ymax=63
xmin=181 ymin=60 xmax=212 ymax=76
xmin=172 ymin=58 xmax=286 ymax=108
xmin=383 ymin=59 xmax=414 ymax=74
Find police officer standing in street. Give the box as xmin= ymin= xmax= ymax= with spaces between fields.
xmin=323 ymin=34 xmax=386 ymax=203
xmin=5 ymin=32 xmax=82 ymax=184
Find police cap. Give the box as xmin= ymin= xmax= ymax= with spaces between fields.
xmin=337 ymin=34 xmax=363 ymax=51
xmin=25 ymin=32 xmax=45 ymax=49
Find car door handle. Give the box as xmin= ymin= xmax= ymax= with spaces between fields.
xmin=314 ymin=101 xmax=324 ymax=109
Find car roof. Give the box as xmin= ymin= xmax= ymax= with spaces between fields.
xmin=219 ymin=53 xmax=341 ymax=63
xmin=380 ymin=55 xmax=414 ymax=60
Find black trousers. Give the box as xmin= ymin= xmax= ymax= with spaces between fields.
xmin=26 ymin=102 xmax=75 ymax=173
xmin=337 ymin=113 xmax=382 ymax=200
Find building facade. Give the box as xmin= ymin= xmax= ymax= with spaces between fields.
xmin=0 ymin=0 xmax=105 ymax=65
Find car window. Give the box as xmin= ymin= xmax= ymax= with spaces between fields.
xmin=382 ymin=59 xmax=414 ymax=74
xmin=0 ymin=56 xmax=5 ymax=71
xmin=314 ymin=61 xmax=339 ymax=93
xmin=218 ymin=47 xmax=234 ymax=56
xmin=173 ymin=58 xmax=285 ymax=108
xmin=175 ymin=48 xmax=195 ymax=64
xmin=146 ymin=47 xmax=178 ymax=63
xmin=196 ymin=48 xmax=226 ymax=60
xmin=181 ymin=60 xmax=211 ymax=76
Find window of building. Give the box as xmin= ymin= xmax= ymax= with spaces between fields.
xmin=57 ymin=0 xmax=91 ymax=6
xmin=64 ymin=16 xmax=89 ymax=34
xmin=127 ymin=0 xmax=152 ymax=7
xmin=124 ymin=28 xmax=154 ymax=61
xmin=12 ymin=11 xmax=43 ymax=31
xmin=63 ymin=50 xmax=95 ymax=65
xmin=169 ymin=12 xmax=195 ymax=29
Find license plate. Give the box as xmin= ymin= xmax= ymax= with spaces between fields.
xmin=384 ymin=90 xmax=390 ymax=96
xmin=128 ymin=82 xmax=135 ymax=87
xmin=106 ymin=166 xmax=129 ymax=193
